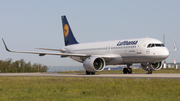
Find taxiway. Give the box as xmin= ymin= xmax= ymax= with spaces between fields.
xmin=0 ymin=73 xmax=180 ymax=79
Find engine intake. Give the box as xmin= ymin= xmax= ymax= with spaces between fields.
xmin=141 ymin=61 xmax=163 ymax=71
xmin=83 ymin=56 xmax=105 ymax=72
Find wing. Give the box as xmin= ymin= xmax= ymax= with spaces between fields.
xmin=169 ymin=39 xmax=178 ymax=53
xmin=35 ymin=48 xmax=66 ymax=53
xmin=2 ymin=38 xmax=87 ymax=57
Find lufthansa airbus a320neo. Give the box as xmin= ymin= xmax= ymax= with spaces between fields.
xmin=2 ymin=15 xmax=178 ymax=74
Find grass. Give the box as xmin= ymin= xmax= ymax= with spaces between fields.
xmin=58 ymin=68 xmax=180 ymax=74
xmin=0 ymin=77 xmax=180 ymax=101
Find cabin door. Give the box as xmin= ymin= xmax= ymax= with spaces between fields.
xmin=136 ymin=40 xmax=144 ymax=54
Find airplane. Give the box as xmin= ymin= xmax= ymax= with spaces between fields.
xmin=2 ymin=15 xmax=178 ymax=75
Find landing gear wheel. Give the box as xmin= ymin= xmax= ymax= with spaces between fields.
xmin=123 ymin=68 xmax=128 ymax=74
xmin=86 ymin=71 xmax=91 ymax=75
xmin=91 ymin=72 xmax=95 ymax=75
xmin=146 ymin=70 xmax=149 ymax=74
xmin=150 ymin=70 xmax=152 ymax=74
xmin=146 ymin=69 xmax=152 ymax=74
xmin=127 ymin=68 xmax=132 ymax=74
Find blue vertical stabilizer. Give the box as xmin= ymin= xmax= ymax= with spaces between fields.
xmin=61 ymin=16 xmax=79 ymax=46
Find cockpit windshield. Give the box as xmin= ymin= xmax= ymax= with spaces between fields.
xmin=161 ymin=44 xmax=165 ymax=47
xmin=147 ymin=43 xmax=165 ymax=48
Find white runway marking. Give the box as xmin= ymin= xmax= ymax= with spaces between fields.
xmin=0 ymin=73 xmax=180 ymax=78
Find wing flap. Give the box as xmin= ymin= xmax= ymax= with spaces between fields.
xmin=35 ymin=48 xmax=66 ymax=53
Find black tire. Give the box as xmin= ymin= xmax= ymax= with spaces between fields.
xmin=127 ymin=68 xmax=132 ymax=74
xmin=146 ymin=70 xmax=149 ymax=74
xmin=150 ymin=70 xmax=152 ymax=74
xmin=91 ymin=72 xmax=95 ymax=75
xmin=86 ymin=71 xmax=91 ymax=75
xmin=123 ymin=68 xmax=128 ymax=74
xmin=146 ymin=69 xmax=152 ymax=74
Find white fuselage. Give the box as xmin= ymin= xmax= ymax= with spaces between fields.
xmin=62 ymin=38 xmax=169 ymax=65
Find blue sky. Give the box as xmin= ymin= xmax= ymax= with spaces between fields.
xmin=0 ymin=0 xmax=180 ymax=66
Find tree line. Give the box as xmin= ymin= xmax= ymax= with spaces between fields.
xmin=0 ymin=58 xmax=48 ymax=73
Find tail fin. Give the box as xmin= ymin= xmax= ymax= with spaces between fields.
xmin=61 ymin=15 xmax=78 ymax=46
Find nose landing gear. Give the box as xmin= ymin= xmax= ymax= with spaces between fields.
xmin=146 ymin=68 xmax=152 ymax=74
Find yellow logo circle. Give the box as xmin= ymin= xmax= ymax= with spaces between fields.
xmin=64 ymin=24 xmax=69 ymax=37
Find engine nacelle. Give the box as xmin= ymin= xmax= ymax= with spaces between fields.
xmin=83 ymin=56 xmax=105 ymax=72
xmin=141 ymin=61 xmax=163 ymax=71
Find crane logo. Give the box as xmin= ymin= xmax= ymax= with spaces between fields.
xmin=64 ymin=24 xmax=69 ymax=37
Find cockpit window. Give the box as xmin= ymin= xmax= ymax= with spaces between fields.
xmin=155 ymin=44 xmax=161 ymax=47
xmin=151 ymin=44 xmax=155 ymax=47
xmin=147 ymin=43 xmax=165 ymax=48
xmin=147 ymin=44 xmax=151 ymax=48
xmin=161 ymin=44 xmax=165 ymax=47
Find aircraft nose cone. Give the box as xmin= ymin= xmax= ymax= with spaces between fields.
xmin=162 ymin=48 xmax=169 ymax=59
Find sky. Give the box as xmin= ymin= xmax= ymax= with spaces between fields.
xmin=0 ymin=0 xmax=180 ymax=66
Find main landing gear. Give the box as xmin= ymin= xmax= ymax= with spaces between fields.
xmin=86 ymin=71 xmax=95 ymax=75
xmin=123 ymin=64 xmax=132 ymax=74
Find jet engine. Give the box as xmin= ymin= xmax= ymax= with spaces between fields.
xmin=141 ymin=61 xmax=163 ymax=71
xmin=83 ymin=56 xmax=105 ymax=72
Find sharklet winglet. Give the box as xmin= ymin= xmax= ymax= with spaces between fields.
xmin=2 ymin=38 xmax=11 ymax=52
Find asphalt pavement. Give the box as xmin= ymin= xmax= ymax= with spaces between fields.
xmin=0 ymin=73 xmax=180 ymax=79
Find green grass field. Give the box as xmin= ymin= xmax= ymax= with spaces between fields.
xmin=58 ymin=68 xmax=180 ymax=74
xmin=0 ymin=76 xmax=180 ymax=101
